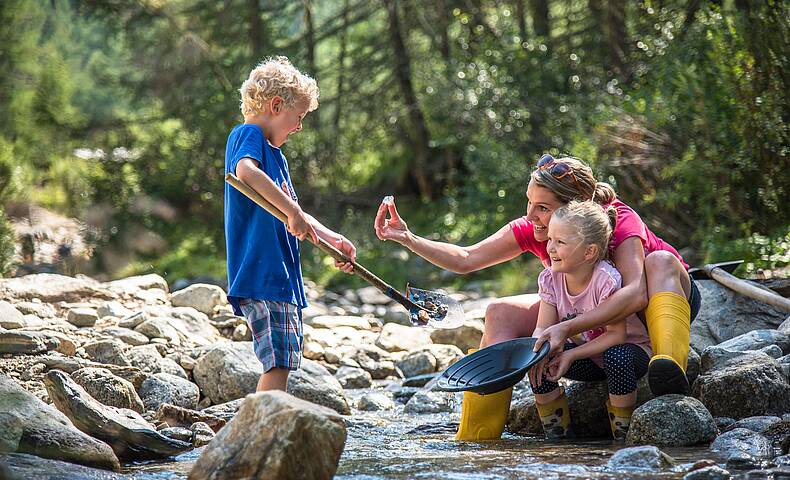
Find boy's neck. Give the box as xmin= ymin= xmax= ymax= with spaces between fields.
xmin=244 ymin=114 xmax=277 ymax=147
xmin=564 ymin=262 xmax=597 ymax=296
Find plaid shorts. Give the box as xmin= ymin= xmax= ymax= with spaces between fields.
xmin=238 ymin=299 xmax=303 ymax=372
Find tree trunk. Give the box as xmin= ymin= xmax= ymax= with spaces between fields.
xmin=436 ymin=0 xmax=452 ymax=61
xmin=384 ymin=0 xmax=433 ymax=200
xmin=248 ymin=0 xmax=264 ymax=61
xmin=514 ymin=0 xmax=528 ymax=40
xmin=302 ymin=0 xmax=318 ymax=122
xmin=605 ymin=0 xmax=628 ymax=78
xmin=333 ymin=0 xmax=349 ymax=162
xmin=530 ymin=0 xmax=550 ymax=38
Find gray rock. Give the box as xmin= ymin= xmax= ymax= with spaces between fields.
xmin=82 ymin=339 xmax=131 ymax=366
xmin=709 ymin=428 xmax=773 ymax=461
xmin=507 ymin=394 xmax=543 ymax=435
xmin=404 ymin=390 xmax=456 ymax=414
xmin=44 ymin=370 xmax=192 ymax=460
xmin=396 ymin=351 xmax=437 ymax=378
xmin=356 ymin=286 xmax=392 ymax=305
xmin=106 ymin=274 xmax=169 ymax=293
xmin=154 ymin=404 xmax=226 ymax=432
xmin=190 ymin=391 xmax=346 ymax=480
xmin=627 ymin=395 xmax=717 ymax=446
xmin=0 ymin=374 xmax=120 ymax=471
xmin=693 ymin=354 xmax=790 ymax=419
xmin=606 ymin=445 xmax=675 ymax=471
xmin=139 ymin=373 xmax=200 ymax=411
xmin=99 ymin=326 xmax=149 ymax=346
xmin=309 ymin=315 xmax=372 ymax=330
xmin=690 ymin=280 xmax=787 ymax=352
xmin=775 ymin=454 xmax=790 ymax=466
xmin=687 ymin=347 xmax=702 ymax=386
xmin=159 ymin=427 xmax=193 ymax=442
xmin=700 ymin=347 xmax=780 ymax=374
xmin=0 ymin=301 xmax=26 ymax=329
xmin=126 ymin=344 xmax=164 ymax=374
xmin=716 ymin=329 xmax=790 ymax=355
xmin=716 ymin=417 xmax=737 ymax=431
xmin=119 ymin=311 xmax=148 ymax=329
xmin=683 ymin=465 xmax=731 ymax=479
xmin=287 ymin=359 xmax=351 ymax=415
xmin=375 ymin=323 xmax=433 ymax=352
xmin=0 ymin=273 xmax=113 ymax=303
xmin=566 ymin=381 xmax=610 ymax=438
xmin=170 ymin=283 xmax=226 ymax=316
xmin=71 ymin=367 xmax=145 ymax=413
xmin=201 ymin=398 xmax=245 ymax=422
xmin=335 ymin=366 xmax=373 ymax=389
xmin=193 ymin=342 xmax=261 ymax=405
xmin=0 ymin=454 xmax=136 ymax=479
xmin=13 ymin=301 xmax=56 ymax=318
xmin=67 ymin=307 xmax=99 ymax=327
xmin=39 ymin=355 xmax=145 ymax=389
xmin=356 ymin=392 xmax=395 ymax=411
xmin=191 ymin=421 xmax=215 ymax=447
xmin=157 ymin=357 xmax=188 ymax=379
xmin=97 ymin=301 xmax=133 ymax=319
xmin=729 ymin=416 xmax=782 ymax=434
xmin=429 ymin=320 xmax=484 ymax=353
xmin=135 ymin=318 xmax=181 ymax=344
xmin=0 ymin=330 xmax=60 ymax=354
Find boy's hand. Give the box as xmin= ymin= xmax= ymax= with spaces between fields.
xmin=374 ymin=198 xmax=410 ymax=244
xmin=287 ymin=209 xmax=319 ymax=244
xmin=546 ymin=351 xmax=575 ymax=381
xmin=333 ymin=236 xmax=356 ymax=274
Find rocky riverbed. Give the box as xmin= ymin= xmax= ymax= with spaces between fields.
xmin=1 ymin=272 xmax=789 ymax=479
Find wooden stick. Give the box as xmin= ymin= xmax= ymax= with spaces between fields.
xmin=704 ymin=264 xmax=790 ymax=313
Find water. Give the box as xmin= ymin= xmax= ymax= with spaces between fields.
xmin=125 ymin=405 xmax=715 ymax=479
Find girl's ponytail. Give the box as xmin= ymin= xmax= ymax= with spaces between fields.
xmin=606 ymin=205 xmax=618 ymax=233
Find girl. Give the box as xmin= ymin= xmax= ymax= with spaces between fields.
xmin=526 ymin=201 xmax=651 ymax=440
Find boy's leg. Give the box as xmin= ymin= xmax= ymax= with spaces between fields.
xmin=257 ymin=368 xmax=290 ymax=391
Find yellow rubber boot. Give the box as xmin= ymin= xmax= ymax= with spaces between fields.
xmin=606 ymin=400 xmax=634 ymax=441
xmin=455 ymin=349 xmax=513 ymax=441
xmin=536 ymin=390 xmax=573 ymax=439
xmin=646 ymin=292 xmax=691 ymax=396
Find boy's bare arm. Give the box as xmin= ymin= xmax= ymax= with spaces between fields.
xmin=235 ymin=158 xmax=317 ymax=242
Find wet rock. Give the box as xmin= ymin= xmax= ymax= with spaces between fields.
xmin=191 ymin=422 xmax=215 ymax=447
xmin=693 ymin=353 xmax=790 ymax=419
xmin=606 ymin=445 xmax=675 ymax=471
xmin=190 ymin=391 xmax=346 ymax=480
xmin=690 ymin=280 xmax=787 ymax=352
xmin=683 ymin=465 xmax=731 ymax=479
xmin=139 ymin=373 xmax=200 ymax=411
xmin=716 ymin=417 xmax=737 ymax=431
xmin=357 ymin=392 xmax=395 ymax=411
xmin=170 ymin=283 xmax=226 ymax=315
xmin=396 ymin=350 xmax=437 ymax=378
xmin=566 ymin=381 xmax=610 ymax=438
xmin=0 ymin=300 xmax=26 ymax=329
xmin=335 ymin=366 xmax=373 ymax=389
xmin=404 ymin=390 xmax=456 ymax=414
xmin=154 ymin=404 xmax=226 ymax=432
xmin=507 ymin=394 xmax=543 ymax=435
xmin=0 ymin=273 xmax=114 ymax=303
xmin=159 ymin=426 xmax=193 ymax=442
xmin=715 ymin=329 xmax=790 ymax=354
xmin=193 ymin=342 xmax=261 ymax=405
xmin=67 ymin=307 xmax=100 ymax=327
xmin=71 ymin=367 xmax=145 ymax=413
xmin=0 ymin=374 xmax=121 ymax=471
xmin=309 ymin=315 xmax=372 ymax=330
xmin=287 ymin=359 xmax=351 ymax=415
xmin=0 ymin=330 xmax=60 ymax=354
xmin=0 ymin=453 xmax=133 ymax=479
xmin=99 ymin=326 xmax=149 ymax=346
xmin=627 ymin=395 xmax=717 ymax=447
xmin=709 ymin=428 xmax=773 ymax=463
xmin=429 ymin=320 xmax=484 ymax=353
xmin=375 ymin=323 xmax=432 ymax=352
xmin=82 ymin=339 xmax=131 ymax=366
xmin=729 ymin=416 xmax=782 ymax=434
xmin=44 ymin=370 xmax=192 ymax=460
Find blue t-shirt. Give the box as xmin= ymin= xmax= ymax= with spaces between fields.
xmin=224 ymin=124 xmax=307 ymax=314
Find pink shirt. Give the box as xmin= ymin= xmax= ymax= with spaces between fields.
xmin=509 ymin=199 xmax=688 ymax=269
xmin=538 ymin=261 xmax=652 ymax=366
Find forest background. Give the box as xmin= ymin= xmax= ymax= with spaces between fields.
xmin=0 ymin=0 xmax=787 ymax=295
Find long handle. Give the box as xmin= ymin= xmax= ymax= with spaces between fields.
xmin=225 ymin=173 xmax=420 ymax=311
xmin=704 ymin=264 xmax=790 ymax=313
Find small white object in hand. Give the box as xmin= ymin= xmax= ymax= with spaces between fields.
xmin=382 ymin=195 xmax=394 ymax=206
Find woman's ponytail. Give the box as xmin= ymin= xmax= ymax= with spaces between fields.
xmin=593 ymin=182 xmax=617 ymax=205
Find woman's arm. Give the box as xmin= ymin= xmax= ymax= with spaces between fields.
xmin=374 ymin=201 xmax=523 ymax=274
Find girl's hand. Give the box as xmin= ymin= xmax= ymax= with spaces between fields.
xmin=374 ymin=198 xmax=411 ymax=244
xmin=528 ymin=356 xmax=550 ymax=388
xmin=333 ymin=236 xmax=356 ymax=274
xmin=546 ymin=351 xmax=575 ymax=381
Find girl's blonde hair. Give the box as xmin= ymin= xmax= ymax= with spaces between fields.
xmin=552 ymin=200 xmax=618 ymax=262
xmin=531 ymin=156 xmax=617 ymax=205
xmin=240 ymin=56 xmax=319 ymax=116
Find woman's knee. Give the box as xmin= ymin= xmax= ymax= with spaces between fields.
xmin=645 ymin=251 xmax=689 ymax=295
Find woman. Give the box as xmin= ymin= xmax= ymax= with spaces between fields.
xmin=374 ymin=154 xmax=700 ymax=441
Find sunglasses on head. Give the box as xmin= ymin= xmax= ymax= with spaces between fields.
xmin=536 ymin=154 xmax=583 ymax=193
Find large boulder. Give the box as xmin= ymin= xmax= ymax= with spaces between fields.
xmin=287 ymin=359 xmax=351 ymax=415
xmin=0 ymin=374 xmax=120 ymax=471
xmin=44 ymin=370 xmax=192 ymax=460
xmin=0 ymin=273 xmax=114 ymax=303
xmin=190 ymin=391 xmax=346 ymax=480
xmin=693 ymin=353 xmax=790 ymax=419
xmin=0 ymin=330 xmax=60 ymax=355
xmin=71 ymin=367 xmax=145 ymax=413
xmin=627 ymin=395 xmax=717 ymax=446
xmin=375 ymin=323 xmax=432 ymax=352
xmin=428 ymin=320 xmax=484 ymax=353
xmin=0 ymin=454 xmax=134 ymax=480
xmin=193 ymin=342 xmax=261 ymax=405
xmin=139 ymin=373 xmax=200 ymax=411
xmin=170 ymin=284 xmax=227 ymax=316
xmin=709 ymin=428 xmax=773 ymax=462
xmin=714 ymin=329 xmax=790 ymax=354
xmin=308 ymin=315 xmax=372 ymax=330
xmin=0 ymin=301 xmax=26 ymax=329
xmin=690 ymin=280 xmax=787 ymax=352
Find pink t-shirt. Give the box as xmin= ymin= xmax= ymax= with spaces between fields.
xmin=509 ymin=199 xmax=688 ymax=269
xmin=538 ymin=261 xmax=652 ymax=367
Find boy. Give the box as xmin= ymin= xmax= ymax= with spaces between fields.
xmin=224 ymin=56 xmax=356 ymax=391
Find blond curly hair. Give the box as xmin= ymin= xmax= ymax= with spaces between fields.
xmin=240 ymin=56 xmax=319 ymax=116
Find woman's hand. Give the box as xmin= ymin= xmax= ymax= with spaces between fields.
xmin=546 ymin=351 xmax=575 ymax=381
xmin=534 ymin=322 xmax=571 ymax=357
xmin=374 ymin=198 xmax=411 ymax=244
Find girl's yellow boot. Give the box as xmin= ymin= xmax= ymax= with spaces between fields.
xmin=536 ymin=390 xmax=573 ymax=439
xmin=606 ymin=400 xmax=634 ymax=441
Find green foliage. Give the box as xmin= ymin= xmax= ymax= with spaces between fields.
xmin=0 ymin=210 xmax=15 ymax=277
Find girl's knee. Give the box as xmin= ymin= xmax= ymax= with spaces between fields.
xmin=603 ymin=345 xmax=632 ymax=369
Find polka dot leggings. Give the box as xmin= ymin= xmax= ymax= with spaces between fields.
xmin=531 ymin=342 xmax=650 ymax=396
